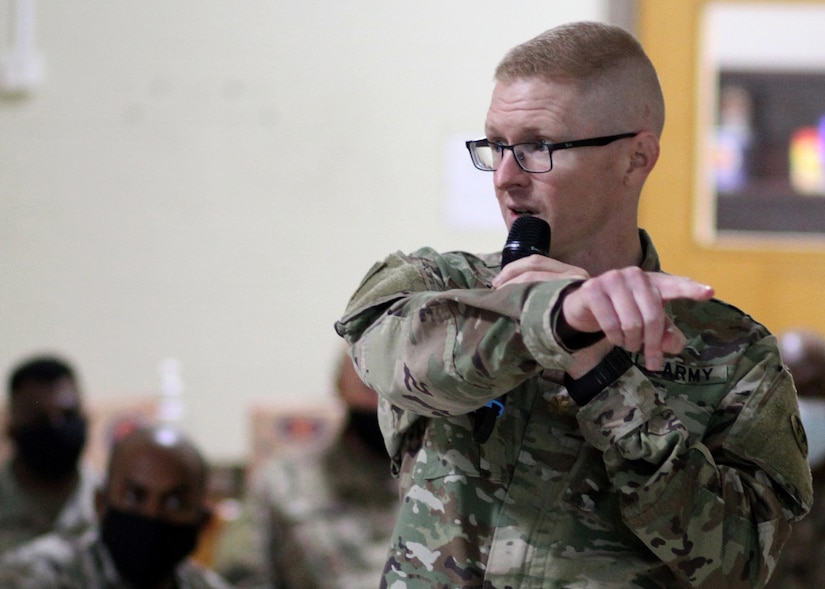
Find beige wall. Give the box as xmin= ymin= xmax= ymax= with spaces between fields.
xmin=0 ymin=1 xmax=610 ymax=461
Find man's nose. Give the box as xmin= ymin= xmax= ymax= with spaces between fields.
xmin=494 ymin=149 xmax=527 ymax=187
xmin=136 ymin=499 xmax=164 ymax=519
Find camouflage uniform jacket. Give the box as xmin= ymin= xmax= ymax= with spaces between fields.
xmin=216 ymin=433 xmax=399 ymax=589
xmin=0 ymin=526 xmax=233 ymax=589
xmin=764 ymin=464 xmax=825 ymax=589
xmin=334 ymin=230 xmax=813 ymax=589
xmin=0 ymin=461 xmax=99 ymax=556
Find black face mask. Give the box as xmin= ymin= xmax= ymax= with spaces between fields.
xmin=100 ymin=506 xmax=204 ymax=587
xmin=12 ymin=415 xmax=87 ymax=481
xmin=347 ymin=409 xmax=387 ymax=457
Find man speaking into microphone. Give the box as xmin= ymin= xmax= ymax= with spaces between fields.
xmin=335 ymin=21 xmax=811 ymax=589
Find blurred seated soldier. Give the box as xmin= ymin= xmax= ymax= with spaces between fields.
xmin=0 ymin=424 xmax=233 ymax=589
xmin=0 ymin=355 xmax=98 ymax=555
xmin=767 ymin=328 xmax=825 ymax=589
xmin=214 ymin=352 xmax=399 ymax=589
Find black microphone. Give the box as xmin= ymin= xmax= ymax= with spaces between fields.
xmin=501 ymin=215 xmax=552 ymax=266
xmin=473 ymin=216 xmax=551 ymax=444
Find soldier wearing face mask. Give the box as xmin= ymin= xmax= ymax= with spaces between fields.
xmin=0 ymin=355 xmax=98 ymax=556
xmin=0 ymin=424 xmax=233 ymax=588
xmin=213 ymin=351 xmax=398 ymax=589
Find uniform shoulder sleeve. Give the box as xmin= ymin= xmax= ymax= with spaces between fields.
xmin=335 ymin=248 xmax=497 ymax=342
xmin=699 ymin=298 xmax=812 ymax=515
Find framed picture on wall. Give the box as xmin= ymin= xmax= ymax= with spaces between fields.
xmin=695 ymin=3 xmax=825 ymax=246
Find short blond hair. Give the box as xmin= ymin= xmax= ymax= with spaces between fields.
xmin=495 ymin=21 xmax=665 ymax=136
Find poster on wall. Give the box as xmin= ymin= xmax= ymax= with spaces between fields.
xmin=696 ymin=3 xmax=825 ymax=246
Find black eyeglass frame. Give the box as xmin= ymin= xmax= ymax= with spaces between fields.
xmin=465 ymin=132 xmax=639 ymax=173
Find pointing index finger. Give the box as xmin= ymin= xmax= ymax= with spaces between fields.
xmin=650 ymin=274 xmax=714 ymax=303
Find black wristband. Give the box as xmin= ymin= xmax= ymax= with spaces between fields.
xmin=557 ymin=312 xmax=605 ymax=350
xmin=563 ymin=347 xmax=633 ymax=405
xmin=554 ymin=282 xmax=605 ymax=351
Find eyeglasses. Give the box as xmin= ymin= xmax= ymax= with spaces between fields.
xmin=465 ymin=132 xmax=638 ymax=173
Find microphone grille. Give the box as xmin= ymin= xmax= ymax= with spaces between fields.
xmin=506 ymin=215 xmax=551 ymax=252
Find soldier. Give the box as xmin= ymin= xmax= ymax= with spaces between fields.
xmin=213 ymin=352 xmax=398 ymax=589
xmin=335 ymin=21 xmax=812 ymax=589
xmin=766 ymin=329 xmax=825 ymax=589
xmin=0 ymin=425 xmax=232 ymax=589
xmin=0 ymin=355 xmax=98 ymax=555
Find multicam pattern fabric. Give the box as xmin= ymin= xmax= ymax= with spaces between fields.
xmin=0 ymin=526 xmax=233 ymax=589
xmin=764 ymin=464 xmax=825 ymax=589
xmin=215 ymin=437 xmax=399 ymax=589
xmin=335 ymin=230 xmax=813 ymax=589
xmin=0 ymin=462 xmax=99 ymax=557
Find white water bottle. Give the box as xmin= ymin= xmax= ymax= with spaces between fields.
xmin=158 ymin=357 xmax=185 ymax=425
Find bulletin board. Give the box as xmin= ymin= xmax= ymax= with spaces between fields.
xmin=694 ymin=2 xmax=825 ymax=246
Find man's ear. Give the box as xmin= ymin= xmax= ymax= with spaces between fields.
xmin=6 ymin=404 xmax=20 ymax=440
xmin=624 ymin=131 xmax=660 ymax=183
